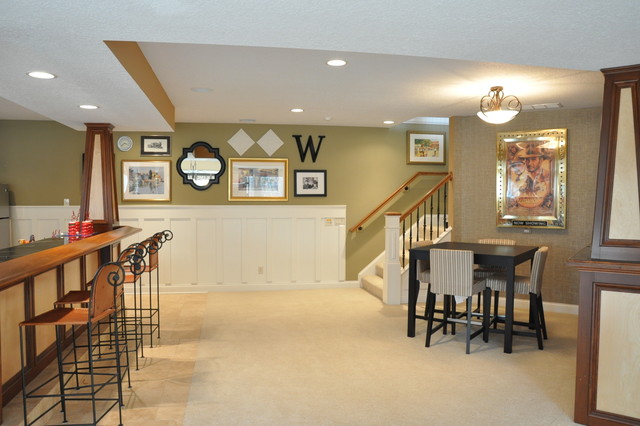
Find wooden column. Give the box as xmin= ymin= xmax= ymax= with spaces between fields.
xmin=570 ymin=64 xmax=640 ymax=425
xmin=79 ymin=123 xmax=119 ymax=234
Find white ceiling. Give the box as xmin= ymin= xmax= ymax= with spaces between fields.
xmin=1 ymin=1 xmax=639 ymax=131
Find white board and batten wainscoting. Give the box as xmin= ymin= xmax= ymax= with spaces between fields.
xmin=10 ymin=205 xmax=351 ymax=293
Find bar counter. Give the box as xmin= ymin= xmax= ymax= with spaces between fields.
xmin=567 ymin=246 xmax=640 ymax=425
xmin=0 ymin=225 xmax=141 ymax=421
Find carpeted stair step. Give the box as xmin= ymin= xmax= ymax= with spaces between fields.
xmin=362 ymin=274 xmax=383 ymax=300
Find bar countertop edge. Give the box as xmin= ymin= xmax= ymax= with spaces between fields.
xmin=0 ymin=225 xmax=142 ymax=290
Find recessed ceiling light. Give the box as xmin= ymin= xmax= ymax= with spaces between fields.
xmin=383 ymin=120 xmax=395 ymax=125
xmin=327 ymin=59 xmax=347 ymax=67
xmin=27 ymin=71 xmax=56 ymax=79
xmin=324 ymin=116 xmax=332 ymax=121
xmin=239 ymin=118 xmax=256 ymax=123
xmin=291 ymin=108 xmax=304 ymax=113
xmin=191 ymin=87 xmax=213 ymax=93
xmin=79 ymin=104 xmax=99 ymax=110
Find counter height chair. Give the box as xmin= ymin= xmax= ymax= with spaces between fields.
xmin=485 ymin=246 xmax=549 ymax=350
xmin=425 ymin=249 xmax=492 ymax=354
xmin=118 ymin=242 xmax=148 ymax=368
xmin=474 ymin=238 xmax=516 ymax=315
xmin=138 ymin=231 xmax=168 ymax=347
xmin=19 ymin=262 xmax=129 ymax=426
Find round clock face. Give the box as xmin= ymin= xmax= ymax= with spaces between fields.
xmin=117 ymin=136 xmax=133 ymax=152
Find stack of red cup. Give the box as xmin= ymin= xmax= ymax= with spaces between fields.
xmin=68 ymin=221 xmax=79 ymax=236
xmin=81 ymin=220 xmax=94 ymax=236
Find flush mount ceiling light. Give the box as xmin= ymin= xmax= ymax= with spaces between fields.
xmin=79 ymin=104 xmax=99 ymax=110
xmin=327 ymin=59 xmax=347 ymax=67
xmin=290 ymin=108 xmax=304 ymax=113
xmin=383 ymin=120 xmax=395 ymax=125
xmin=477 ymin=86 xmax=522 ymax=124
xmin=191 ymin=87 xmax=213 ymax=93
xmin=27 ymin=71 xmax=56 ymax=79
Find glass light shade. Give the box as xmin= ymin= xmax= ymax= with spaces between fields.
xmin=477 ymin=110 xmax=519 ymax=124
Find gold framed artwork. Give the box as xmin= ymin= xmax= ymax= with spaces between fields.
xmin=406 ymin=131 xmax=445 ymax=164
xmin=228 ymin=158 xmax=288 ymax=201
xmin=496 ymin=129 xmax=567 ymax=228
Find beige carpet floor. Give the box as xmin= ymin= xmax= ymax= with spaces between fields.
xmin=183 ymin=288 xmax=578 ymax=426
xmin=3 ymin=289 xmax=579 ymax=425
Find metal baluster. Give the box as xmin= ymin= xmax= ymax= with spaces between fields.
xmin=444 ymin=183 xmax=449 ymax=228
xmin=422 ymin=200 xmax=427 ymax=241
xmin=429 ymin=196 xmax=434 ymax=241
xmin=416 ymin=204 xmax=421 ymax=244
xmin=437 ymin=188 xmax=441 ymax=237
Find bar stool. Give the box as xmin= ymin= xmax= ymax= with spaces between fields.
xmin=54 ymin=242 xmax=147 ymax=370
xmin=118 ymin=242 xmax=147 ymax=368
xmin=139 ymin=230 xmax=172 ymax=347
xmin=19 ymin=262 xmax=129 ymax=426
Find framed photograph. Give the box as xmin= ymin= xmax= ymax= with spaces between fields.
xmin=294 ymin=170 xmax=327 ymax=197
xmin=228 ymin=158 xmax=288 ymax=201
xmin=141 ymin=136 xmax=171 ymax=156
xmin=497 ymin=128 xmax=567 ymax=229
xmin=407 ymin=132 xmax=445 ymax=164
xmin=122 ymin=160 xmax=171 ymax=202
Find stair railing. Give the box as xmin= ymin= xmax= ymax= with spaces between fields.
xmin=399 ymin=172 xmax=452 ymax=267
xmin=349 ymin=172 xmax=450 ymax=233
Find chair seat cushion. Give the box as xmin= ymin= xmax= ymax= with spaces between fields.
xmin=485 ymin=273 xmax=533 ymax=294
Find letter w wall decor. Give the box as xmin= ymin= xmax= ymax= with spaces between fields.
xmin=293 ymin=135 xmax=325 ymax=162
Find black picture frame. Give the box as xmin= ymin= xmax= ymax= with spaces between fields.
xmin=294 ymin=170 xmax=327 ymax=197
xmin=141 ymin=136 xmax=171 ymax=156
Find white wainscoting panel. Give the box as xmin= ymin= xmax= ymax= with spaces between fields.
xmin=10 ymin=205 xmax=350 ymax=292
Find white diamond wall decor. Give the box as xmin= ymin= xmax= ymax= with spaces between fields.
xmin=257 ymin=129 xmax=284 ymax=157
xmin=227 ymin=129 xmax=255 ymax=155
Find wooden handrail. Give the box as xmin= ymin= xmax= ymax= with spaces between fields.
xmin=349 ymin=172 xmax=449 ymax=232
xmin=400 ymin=172 xmax=453 ymax=221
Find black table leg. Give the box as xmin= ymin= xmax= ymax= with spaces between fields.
xmin=504 ymin=262 xmax=515 ymax=353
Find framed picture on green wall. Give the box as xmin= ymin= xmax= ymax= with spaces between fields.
xmin=228 ymin=158 xmax=288 ymax=201
xmin=406 ymin=132 xmax=445 ymax=164
xmin=122 ymin=160 xmax=171 ymax=202
xmin=294 ymin=170 xmax=327 ymax=197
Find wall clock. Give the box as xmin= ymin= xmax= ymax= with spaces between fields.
xmin=116 ymin=136 xmax=133 ymax=152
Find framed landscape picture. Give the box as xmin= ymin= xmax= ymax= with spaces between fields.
xmin=122 ymin=160 xmax=171 ymax=201
xmin=228 ymin=158 xmax=288 ymax=201
xmin=406 ymin=132 xmax=445 ymax=164
xmin=496 ymin=128 xmax=567 ymax=228
xmin=141 ymin=136 xmax=171 ymax=156
xmin=294 ymin=170 xmax=327 ymax=197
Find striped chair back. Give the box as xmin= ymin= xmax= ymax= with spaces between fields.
xmin=430 ymin=249 xmax=476 ymax=297
xmin=478 ymin=238 xmax=516 ymax=245
xmin=530 ymin=246 xmax=549 ymax=295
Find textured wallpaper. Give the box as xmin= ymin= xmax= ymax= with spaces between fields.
xmin=451 ymin=107 xmax=602 ymax=305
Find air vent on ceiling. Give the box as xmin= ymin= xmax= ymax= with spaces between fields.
xmin=522 ymin=103 xmax=563 ymax=110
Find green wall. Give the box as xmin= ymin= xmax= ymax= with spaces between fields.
xmin=0 ymin=120 xmax=448 ymax=280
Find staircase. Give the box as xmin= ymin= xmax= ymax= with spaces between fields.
xmin=360 ymin=225 xmax=451 ymax=303
xmin=354 ymin=172 xmax=453 ymax=304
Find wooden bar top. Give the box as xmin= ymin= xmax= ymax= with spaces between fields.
xmin=567 ymin=246 xmax=640 ymax=274
xmin=0 ymin=225 xmax=141 ymax=290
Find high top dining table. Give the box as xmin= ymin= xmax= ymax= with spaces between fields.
xmin=407 ymin=241 xmax=538 ymax=353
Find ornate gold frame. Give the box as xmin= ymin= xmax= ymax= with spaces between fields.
xmin=496 ymin=129 xmax=567 ymax=229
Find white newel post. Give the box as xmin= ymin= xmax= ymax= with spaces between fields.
xmin=383 ymin=212 xmax=401 ymax=305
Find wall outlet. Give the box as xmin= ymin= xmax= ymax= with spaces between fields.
xmin=63 ymin=198 xmax=70 ymax=206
